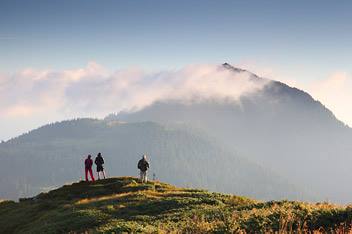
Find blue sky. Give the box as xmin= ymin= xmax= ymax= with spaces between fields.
xmin=1 ymin=0 xmax=352 ymax=139
xmin=1 ymin=0 xmax=351 ymax=76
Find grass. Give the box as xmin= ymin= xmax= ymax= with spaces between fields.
xmin=0 ymin=177 xmax=352 ymax=233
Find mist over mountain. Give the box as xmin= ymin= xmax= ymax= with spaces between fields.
xmin=1 ymin=63 xmax=350 ymax=203
xmin=115 ymin=63 xmax=352 ymax=203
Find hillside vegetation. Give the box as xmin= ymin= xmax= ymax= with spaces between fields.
xmin=1 ymin=177 xmax=351 ymax=233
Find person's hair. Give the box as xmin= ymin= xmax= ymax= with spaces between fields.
xmin=88 ymin=155 xmax=91 ymax=159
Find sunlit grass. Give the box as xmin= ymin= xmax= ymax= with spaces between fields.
xmin=76 ymin=192 xmax=134 ymax=205
xmin=1 ymin=177 xmax=352 ymax=233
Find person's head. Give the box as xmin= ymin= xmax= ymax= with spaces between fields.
xmin=88 ymin=155 xmax=91 ymax=159
xmin=143 ymin=154 xmax=147 ymax=160
xmin=97 ymin=153 xmax=101 ymax=157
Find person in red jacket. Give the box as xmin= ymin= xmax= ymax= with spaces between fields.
xmin=84 ymin=155 xmax=95 ymax=182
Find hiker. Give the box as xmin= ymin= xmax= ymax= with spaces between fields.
xmin=84 ymin=155 xmax=95 ymax=182
xmin=137 ymin=154 xmax=149 ymax=183
xmin=95 ymin=152 xmax=106 ymax=180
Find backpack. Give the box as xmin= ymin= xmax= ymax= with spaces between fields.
xmin=138 ymin=159 xmax=149 ymax=171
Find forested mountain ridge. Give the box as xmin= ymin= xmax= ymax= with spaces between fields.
xmin=0 ymin=119 xmax=304 ymax=201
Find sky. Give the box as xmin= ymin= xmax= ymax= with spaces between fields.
xmin=1 ymin=0 xmax=352 ymax=140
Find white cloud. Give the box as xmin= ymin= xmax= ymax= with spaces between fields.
xmin=0 ymin=62 xmax=268 ymax=139
xmin=1 ymin=61 xmax=352 ymax=140
xmin=306 ymin=72 xmax=352 ymax=126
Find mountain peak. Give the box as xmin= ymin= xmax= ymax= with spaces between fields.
xmin=222 ymin=62 xmax=247 ymax=73
xmin=222 ymin=62 xmax=263 ymax=82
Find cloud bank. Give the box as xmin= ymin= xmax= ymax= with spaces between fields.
xmin=0 ymin=63 xmax=267 ymax=139
xmin=1 ymin=61 xmax=352 ymax=139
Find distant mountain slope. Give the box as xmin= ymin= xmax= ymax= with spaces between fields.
xmin=0 ymin=177 xmax=350 ymax=233
xmin=0 ymin=119 xmax=303 ymax=201
xmin=116 ymin=63 xmax=352 ymax=203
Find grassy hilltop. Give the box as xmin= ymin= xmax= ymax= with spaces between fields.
xmin=0 ymin=177 xmax=352 ymax=233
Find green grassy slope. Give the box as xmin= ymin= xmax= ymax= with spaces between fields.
xmin=0 ymin=177 xmax=351 ymax=234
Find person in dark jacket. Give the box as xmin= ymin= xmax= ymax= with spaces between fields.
xmin=137 ymin=154 xmax=149 ymax=183
xmin=84 ymin=155 xmax=95 ymax=182
xmin=95 ymin=152 xmax=106 ymax=180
